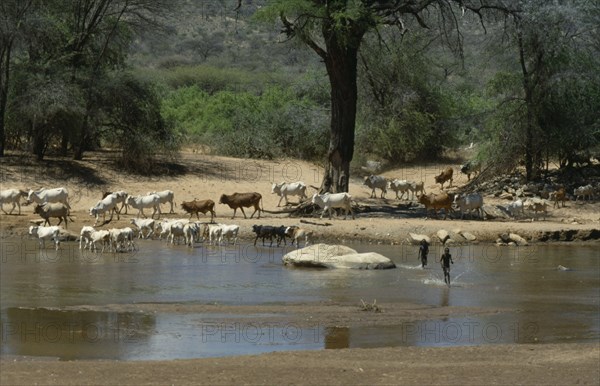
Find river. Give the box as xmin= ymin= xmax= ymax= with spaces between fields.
xmin=1 ymin=239 xmax=598 ymax=360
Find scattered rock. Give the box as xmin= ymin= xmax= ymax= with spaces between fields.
xmin=508 ymin=233 xmax=528 ymax=246
xmin=460 ymin=231 xmax=477 ymax=242
xmin=499 ymin=233 xmax=511 ymax=243
xmin=444 ymin=238 xmax=457 ymax=246
xmin=557 ymin=265 xmax=572 ymax=271
xmin=482 ymin=204 xmax=510 ymax=220
xmin=408 ymin=233 xmax=431 ymax=244
xmin=436 ymin=229 xmax=450 ymax=244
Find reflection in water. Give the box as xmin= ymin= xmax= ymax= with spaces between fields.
xmin=0 ymin=308 xmax=324 ymax=360
xmin=0 ymin=240 xmax=598 ymax=360
xmin=324 ymin=327 xmax=350 ymax=349
xmin=1 ymin=307 xmax=156 ymax=360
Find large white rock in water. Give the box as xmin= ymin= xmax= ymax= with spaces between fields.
xmin=282 ymin=243 xmax=396 ymax=269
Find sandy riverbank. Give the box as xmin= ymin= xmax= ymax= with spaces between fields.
xmin=1 ymin=151 xmax=599 ymax=384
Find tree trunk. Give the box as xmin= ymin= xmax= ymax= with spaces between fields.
xmin=73 ymin=100 xmax=92 ymax=160
xmin=0 ymin=41 xmax=12 ymax=158
xmin=516 ymin=21 xmax=537 ymax=181
xmin=320 ymin=37 xmax=360 ymax=193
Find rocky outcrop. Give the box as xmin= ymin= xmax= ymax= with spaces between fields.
xmin=282 ymin=244 xmax=396 ymax=269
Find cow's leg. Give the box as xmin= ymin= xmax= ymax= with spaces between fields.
xmin=250 ymin=205 xmax=260 ymax=219
xmin=0 ymin=204 xmax=7 ymax=215
xmin=239 ymin=207 xmax=247 ymax=219
xmin=169 ymin=200 xmax=175 ymax=214
xmin=277 ymin=195 xmax=284 ymax=207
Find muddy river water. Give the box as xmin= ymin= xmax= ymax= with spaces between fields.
xmin=1 ymin=240 xmax=598 ymax=360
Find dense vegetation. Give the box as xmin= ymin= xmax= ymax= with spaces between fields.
xmin=1 ymin=0 xmax=599 ymax=180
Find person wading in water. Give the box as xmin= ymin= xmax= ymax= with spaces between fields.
xmin=418 ymin=239 xmax=429 ymax=268
xmin=440 ymin=247 xmax=454 ymax=286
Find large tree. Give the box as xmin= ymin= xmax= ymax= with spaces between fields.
xmin=255 ymin=0 xmax=517 ymax=193
xmin=485 ymin=0 xmax=600 ymax=180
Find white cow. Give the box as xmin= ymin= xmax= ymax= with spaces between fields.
xmin=388 ymin=179 xmax=411 ymax=200
xmin=156 ymin=218 xmax=186 ymax=240
xmin=408 ymin=181 xmax=425 ymax=199
xmin=574 ymin=185 xmax=594 ymax=202
xmin=130 ymin=218 xmax=156 ymax=239
xmin=79 ymin=226 xmax=96 ymax=250
xmin=29 ymin=225 xmax=61 ymax=250
xmin=271 ymin=181 xmax=307 ymax=206
xmin=90 ymin=230 xmax=111 ymax=253
xmin=217 ymin=224 xmax=240 ymax=245
xmin=126 ymin=194 xmax=161 ymax=219
xmin=506 ymin=199 xmax=525 ymax=218
xmin=311 ymin=193 xmax=355 ymax=220
xmin=147 ymin=190 xmax=175 ymax=213
xmin=0 ymin=189 xmax=28 ymax=215
xmin=167 ymin=221 xmax=187 ymax=245
xmin=109 ymin=227 xmax=136 ymax=252
xmin=90 ymin=193 xmax=121 ymax=225
xmin=203 ymin=223 xmax=223 ymax=245
xmin=103 ymin=190 xmax=129 ymax=214
xmin=453 ymin=192 xmax=484 ymax=220
xmin=27 ymin=187 xmax=70 ymax=208
xmin=363 ymin=175 xmax=388 ymax=198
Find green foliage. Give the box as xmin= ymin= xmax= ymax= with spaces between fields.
xmin=482 ymin=0 xmax=600 ymax=177
xmin=162 ymin=85 xmax=327 ymax=160
xmin=355 ymin=28 xmax=463 ymax=163
xmin=100 ymin=72 xmax=179 ymax=173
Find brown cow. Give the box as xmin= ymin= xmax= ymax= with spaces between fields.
xmin=434 ymin=167 xmax=454 ymax=189
xmin=418 ymin=192 xmax=454 ymax=220
xmin=219 ymin=192 xmax=262 ymax=219
xmin=34 ymin=203 xmax=73 ymax=228
xmin=550 ymin=187 xmax=566 ymax=208
xmin=181 ymin=199 xmax=216 ymax=222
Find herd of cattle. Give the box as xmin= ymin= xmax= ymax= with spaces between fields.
xmin=1 ymin=163 xmax=598 ymax=250
xmin=0 ymin=185 xmax=318 ymax=251
xmin=362 ymin=163 xmax=599 ymax=220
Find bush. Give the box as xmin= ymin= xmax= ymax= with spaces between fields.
xmin=162 ymin=85 xmax=328 ymax=160
xmin=100 ymin=72 xmax=180 ymax=173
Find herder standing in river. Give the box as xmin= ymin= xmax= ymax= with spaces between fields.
xmin=440 ymin=247 xmax=453 ymax=286
xmin=418 ymin=239 xmax=429 ymax=268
